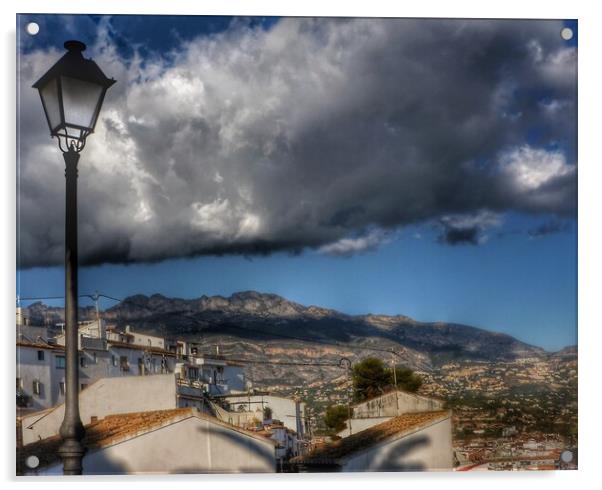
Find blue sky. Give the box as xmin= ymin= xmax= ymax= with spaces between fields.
xmin=17 ymin=15 xmax=577 ymax=351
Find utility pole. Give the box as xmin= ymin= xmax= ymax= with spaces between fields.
xmin=339 ymin=357 xmax=352 ymax=437
xmin=392 ymin=358 xmax=399 ymax=413
xmin=92 ymin=291 xmax=102 ymax=338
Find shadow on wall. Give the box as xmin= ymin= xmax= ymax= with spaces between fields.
xmin=81 ymin=449 xmax=130 ymax=475
xmin=194 ymin=424 xmax=276 ymax=471
xmin=72 ymin=421 xmax=275 ymax=475
xmin=366 ymin=434 xmax=429 ymax=472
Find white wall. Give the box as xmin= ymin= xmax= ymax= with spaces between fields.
xmin=103 ymin=344 xmax=175 ymax=377
xmin=352 ymin=390 xmax=445 ymax=418
xmin=16 ymin=345 xmax=66 ymax=410
xmin=16 ymin=346 xmax=53 ymax=410
xmin=336 ymin=417 xmax=393 ymax=438
xmin=21 ymin=374 xmax=178 ymax=445
xmin=17 ymin=341 xmax=177 ymax=412
xmin=342 ymin=416 xmax=453 ymax=472
xmin=208 ymin=401 xmax=256 ymax=427
xmin=37 ymin=415 xmax=276 ymax=475
xmin=224 ymin=395 xmax=306 ymax=437
xmin=130 ymin=331 xmax=165 ymax=349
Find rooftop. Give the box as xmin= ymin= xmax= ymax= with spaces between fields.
xmin=17 ymin=407 xmax=276 ymax=474
xmin=295 ymin=410 xmax=450 ymax=465
xmin=351 ymin=388 xmax=445 ymax=408
xmin=16 ymin=338 xmax=63 ymax=351
xmin=106 ymin=340 xmax=173 ymax=356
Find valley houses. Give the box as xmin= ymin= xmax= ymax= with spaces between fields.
xmin=16 ymin=307 xmax=452 ymax=474
xmin=16 ymin=308 xmax=310 ymax=474
xmin=16 ymin=308 xmax=249 ymax=411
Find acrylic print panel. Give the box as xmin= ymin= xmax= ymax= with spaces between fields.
xmin=16 ymin=14 xmax=577 ymax=475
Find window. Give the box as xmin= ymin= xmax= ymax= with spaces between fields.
xmin=93 ymin=352 xmax=97 ymax=364
xmin=59 ymin=381 xmax=65 ymax=395
xmin=37 ymin=350 xmax=45 ymax=361
xmin=80 ymin=356 xmax=87 ymax=368
xmin=33 ymin=380 xmax=41 ymax=396
xmin=111 ymin=355 xmax=117 ymax=367
xmin=55 ymin=356 xmax=65 ymax=369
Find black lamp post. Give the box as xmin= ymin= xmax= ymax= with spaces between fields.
xmin=33 ymin=40 xmax=115 ymax=475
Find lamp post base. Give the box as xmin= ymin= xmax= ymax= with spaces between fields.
xmin=58 ymin=437 xmax=86 ymax=475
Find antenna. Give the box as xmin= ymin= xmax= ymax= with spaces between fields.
xmin=91 ymin=291 xmax=104 ymax=339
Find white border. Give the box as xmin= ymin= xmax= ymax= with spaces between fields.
xmin=3 ymin=1 xmax=601 ymax=489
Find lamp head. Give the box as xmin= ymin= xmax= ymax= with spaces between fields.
xmin=33 ymin=40 xmax=115 ymax=152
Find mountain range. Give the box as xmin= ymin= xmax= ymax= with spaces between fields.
xmin=23 ymin=291 xmax=555 ymax=371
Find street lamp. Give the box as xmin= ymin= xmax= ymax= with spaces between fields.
xmin=33 ymin=40 xmax=115 ymax=475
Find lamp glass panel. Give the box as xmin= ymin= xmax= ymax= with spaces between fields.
xmin=60 ymin=76 xmax=103 ymax=130
xmin=39 ymin=78 xmax=61 ymax=132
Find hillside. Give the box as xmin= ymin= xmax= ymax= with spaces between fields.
xmin=23 ymin=290 xmax=546 ymax=382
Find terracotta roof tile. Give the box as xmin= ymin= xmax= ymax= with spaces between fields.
xmin=17 ymin=407 xmax=276 ymax=474
xmin=296 ymin=410 xmax=450 ymax=464
xmin=107 ymin=340 xmax=173 ymax=356
xmin=16 ymin=340 xmax=64 ymax=351
xmin=17 ymin=408 xmax=192 ymax=474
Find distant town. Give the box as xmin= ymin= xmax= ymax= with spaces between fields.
xmin=280 ymin=352 xmax=577 ymax=471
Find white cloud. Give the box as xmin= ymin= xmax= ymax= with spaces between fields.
xmin=319 ymin=229 xmax=391 ymax=256
xmin=440 ymin=211 xmax=503 ymax=231
xmin=499 ymin=145 xmax=575 ymax=192
xmin=17 ymin=18 xmax=577 ymax=267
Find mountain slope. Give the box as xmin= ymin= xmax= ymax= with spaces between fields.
xmin=94 ymin=291 xmax=545 ymax=366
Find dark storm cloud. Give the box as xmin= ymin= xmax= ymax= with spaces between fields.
xmin=439 ymin=227 xmax=480 ymax=246
xmin=528 ymin=218 xmax=571 ymax=238
xmin=436 ymin=210 xmax=502 ymax=246
xmin=17 ymin=18 xmax=577 ymax=268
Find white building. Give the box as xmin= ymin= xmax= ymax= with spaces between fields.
xmin=16 ymin=338 xmax=66 ymax=411
xmin=221 ymin=394 xmax=308 ymax=438
xmin=337 ymin=389 xmax=446 ymax=437
xmin=18 ymin=408 xmax=277 ymax=475
xmin=18 ymin=373 xmax=219 ymax=445
xmin=257 ymin=421 xmax=304 ymax=468
xmin=295 ymin=410 xmax=453 ymax=472
xmin=106 ymin=325 xmax=165 ymax=349
xmin=176 ymin=355 xmax=246 ymax=396
xmin=17 ymin=320 xmax=179 ymax=411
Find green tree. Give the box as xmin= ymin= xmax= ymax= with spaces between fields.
xmin=352 ymin=357 xmax=391 ymax=402
xmin=324 ymin=405 xmax=349 ymax=433
xmin=393 ymin=366 xmax=423 ymax=393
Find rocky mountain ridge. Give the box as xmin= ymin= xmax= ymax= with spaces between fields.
xmin=23 ymin=291 xmax=550 ymax=367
